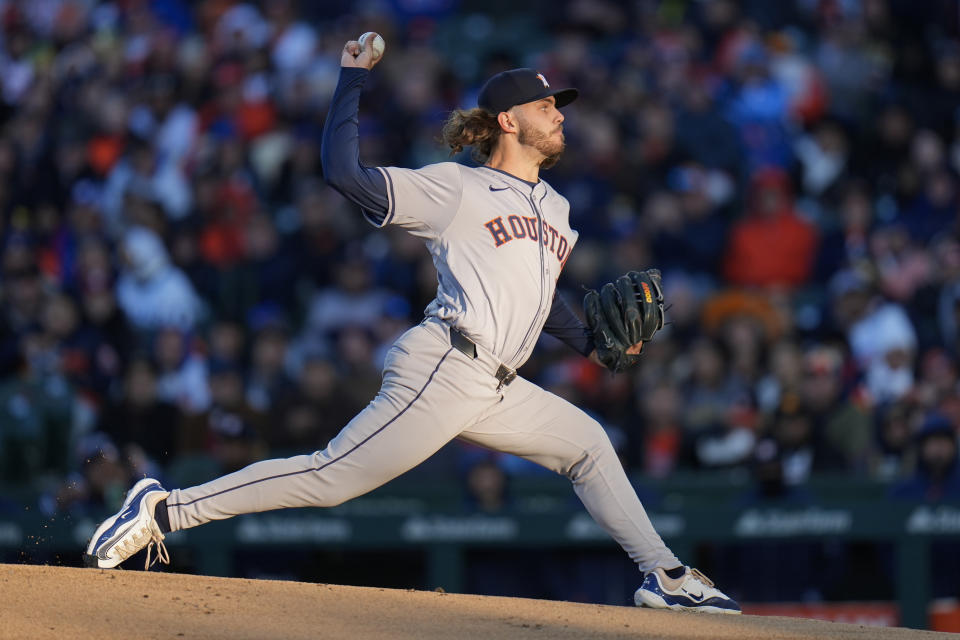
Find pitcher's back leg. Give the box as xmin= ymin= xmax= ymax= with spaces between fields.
xmin=167 ymin=332 xmax=496 ymax=531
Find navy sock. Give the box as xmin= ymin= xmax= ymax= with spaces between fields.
xmin=664 ymin=566 xmax=686 ymax=579
xmin=154 ymin=499 xmax=171 ymax=533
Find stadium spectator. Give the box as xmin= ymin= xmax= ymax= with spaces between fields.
xmin=767 ymin=393 xmax=845 ymax=485
xmin=681 ymin=337 xmax=748 ymax=435
xmin=271 ymin=355 xmax=355 ymax=453
xmin=830 ymin=268 xmax=918 ymax=403
xmin=299 ymin=257 xmax=393 ymax=354
xmin=245 ymin=321 xmax=295 ymax=413
xmin=890 ymin=413 xmax=960 ymax=502
xmin=464 ymin=458 xmax=511 ymax=514
xmin=679 ymin=337 xmax=755 ymax=470
xmin=178 ymin=358 xmax=267 ymax=474
xmin=741 ymin=437 xmax=815 ymax=505
xmin=813 ymin=180 xmax=873 ymax=282
xmin=98 ymin=357 xmax=180 ymax=466
xmin=636 ymin=381 xmax=683 ymax=478
xmin=116 ymin=226 xmax=205 ymax=332
xmin=801 ymin=345 xmax=873 ymax=472
xmin=870 ymin=400 xmax=919 ymax=482
xmin=53 ymin=436 xmax=133 ymax=515
xmin=723 ymin=168 xmax=818 ymax=289
xmin=793 ymin=119 xmax=850 ymax=200
xmin=934 ymin=235 xmax=960 ymax=355
xmin=755 ymin=339 xmax=804 ymax=413
xmin=153 ymin=326 xmax=211 ymax=415
xmin=0 ymin=327 xmax=76 ymax=485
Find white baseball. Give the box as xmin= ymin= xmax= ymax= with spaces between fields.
xmin=359 ymin=32 xmax=385 ymax=59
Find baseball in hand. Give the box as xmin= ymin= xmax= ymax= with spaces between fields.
xmin=359 ymin=32 xmax=385 ymax=59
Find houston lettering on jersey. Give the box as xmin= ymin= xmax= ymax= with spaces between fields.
xmin=484 ymin=215 xmax=571 ymax=264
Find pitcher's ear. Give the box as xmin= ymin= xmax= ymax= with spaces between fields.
xmin=497 ymin=111 xmax=518 ymax=134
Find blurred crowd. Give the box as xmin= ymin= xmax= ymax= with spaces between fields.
xmin=1 ymin=0 xmax=959 ymax=517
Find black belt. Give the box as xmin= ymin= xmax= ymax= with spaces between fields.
xmin=448 ymin=326 xmax=517 ymax=389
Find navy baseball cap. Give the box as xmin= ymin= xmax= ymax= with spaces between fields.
xmin=478 ymin=68 xmax=578 ymax=114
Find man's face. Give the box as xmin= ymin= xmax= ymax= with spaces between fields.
xmin=757 ymin=187 xmax=785 ymax=215
xmin=513 ymin=96 xmax=565 ymax=168
xmin=921 ymin=434 xmax=957 ymax=478
xmin=802 ymin=362 xmax=841 ymax=411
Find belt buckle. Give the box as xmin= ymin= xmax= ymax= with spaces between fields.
xmin=495 ymin=364 xmax=517 ymax=391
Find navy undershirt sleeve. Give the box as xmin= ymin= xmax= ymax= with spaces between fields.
xmin=320 ymin=67 xmax=389 ymax=222
xmin=542 ymin=291 xmax=595 ymax=357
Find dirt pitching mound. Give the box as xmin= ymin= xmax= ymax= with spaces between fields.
xmin=0 ymin=564 xmax=947 ymax=639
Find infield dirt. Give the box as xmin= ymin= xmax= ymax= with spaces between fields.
xmin=0 ymin=564 xmax=951 ymax=639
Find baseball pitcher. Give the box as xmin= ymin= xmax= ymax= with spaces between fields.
xmin=84 ymin=33 xmax=740 ymax=614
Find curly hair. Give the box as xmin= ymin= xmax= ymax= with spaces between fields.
xmin=440 ymin=108 xmax=502 ymax=164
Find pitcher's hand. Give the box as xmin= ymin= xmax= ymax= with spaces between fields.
xmin=341 ymin=35 xmax=382 ymax=70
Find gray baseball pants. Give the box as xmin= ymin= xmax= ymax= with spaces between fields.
xmin=165 ymin=318 xmax=680 ymax=572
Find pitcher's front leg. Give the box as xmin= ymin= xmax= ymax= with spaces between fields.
xmin=459 ymin=377 xmax=680 ymax=572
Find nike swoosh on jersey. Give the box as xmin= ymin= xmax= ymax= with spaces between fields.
xmin=488 ymin=185 xmax=510 ymax=192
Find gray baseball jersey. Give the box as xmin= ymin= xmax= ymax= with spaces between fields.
xmin=374 ymin=162 xmax=576 ymax=370
xmin=161 ymin=67 xmax=681 ymax=576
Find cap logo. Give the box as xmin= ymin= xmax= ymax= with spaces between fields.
xmin=536 ymin=73 xmax=550 ymax=88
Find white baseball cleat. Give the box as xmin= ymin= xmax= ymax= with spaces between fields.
xmin=634 ymin=567 xmax=741 ymax=614
xmin=83 ymin=478 xmax=171 ymax=569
